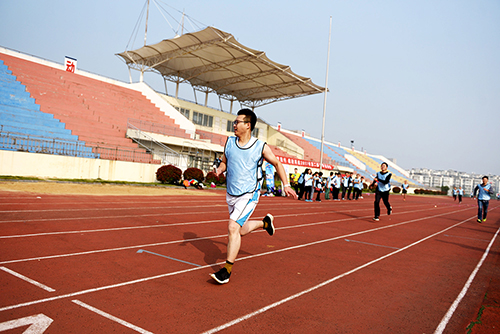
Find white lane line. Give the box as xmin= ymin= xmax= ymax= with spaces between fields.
xmin=72 ymin=300 xmax=153 ymax=334
xmin=443 ymin=234 xmax=491 ymax=242
xmin=0 ymin=211 xmax=473 ymax=312
xmin=0 ymin=203 xmax=430 ymax=224
xmin=0 ymin=207 xmax=459 ymax=265
xmin=201 ymin=217 xmax=474 ymax=334
xmin=0 ymin=206 xmax=437 ymax=239
xmin=0 ymin=201 xmax=316 ymax=213
xmin=0 ymin=266 xmax=55 ymax=292
xmin=344 ymin=239 xmax=400 ymax=250
xmin=0 ymin=204 xmax=227 ymax=213
xmin=0 ymin=218 xmax=227 ymax=239
xmin=434 ymin=227 xmax=500 ymax=334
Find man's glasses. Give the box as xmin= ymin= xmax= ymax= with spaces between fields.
xmin=233 ymin=120 xmax=249 ymax=126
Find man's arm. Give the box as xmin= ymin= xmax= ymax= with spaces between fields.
xmin=262 ymin=144 xmax=297 ymax=199
xmin=216 ymin=153 xmax=227 ymax=176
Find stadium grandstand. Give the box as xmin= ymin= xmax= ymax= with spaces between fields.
xmin=0 ymin=27 xmax=421 ymax=188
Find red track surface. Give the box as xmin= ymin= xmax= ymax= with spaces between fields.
xmin=0 ymin=190 xmax=499 ymax=333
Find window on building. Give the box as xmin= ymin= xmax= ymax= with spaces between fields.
xmin=192 ymin=111 xmax=213 ymax=128
xmin=226 ymin=120 xmax=232 ymax=132
xmin=252 ymin=128 xmax=259 ymax=137
xmin=180 ymin=108 xmax=190 ymax=119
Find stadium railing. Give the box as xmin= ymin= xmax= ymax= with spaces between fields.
xmin=0 ymin=131 xmax=162 ymax=164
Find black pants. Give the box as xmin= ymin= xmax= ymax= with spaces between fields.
xmin=374 ymin=190 xmax=391 ymax=218
xmin=297 ymin=184 xmax=305 ymax=200
xmin=347 ymin=187 xmax=353 ymax=200
xmin=354 ymin=188 xmax=361 ymax=200
xmin=332 ymin=187 xmax=340 ymax=200
xmin=304 ymin=186 xmax=313 ymax=201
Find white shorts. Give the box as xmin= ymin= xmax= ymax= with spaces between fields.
xmin=226 ymin=190 xmax=260 ymax=226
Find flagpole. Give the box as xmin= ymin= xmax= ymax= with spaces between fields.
xmin=320 ymin=16 xmax=332 ymax=172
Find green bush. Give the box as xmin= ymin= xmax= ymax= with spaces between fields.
xmin=183 ymin=167 xmax=204 ymax=181
xmin=392 ymin=186 xmax=401 ymax=194
xmin=205 ymin=171 xmax=219 ymax=184
xmin=156 ymin=165 xmax=182 ymax=184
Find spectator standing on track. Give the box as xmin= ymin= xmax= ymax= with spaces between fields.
xmin=315 ymin=172 xmax=324 ymax=202
xmin=458 ymin=187 xmax=464 ymax=204
xmin=402 ymin=180 xmax=409 ymax=201
xmin=472 ymin=176 xmax=493 ymax=223
xmin=452 ymin=187 xmax=457 ymax=201
xmin=296 ymin=169 xmax=306 ymax=200
xmin=304 ymin=169 xmax=313 ymax=202
xmin=291 ymin=168 xmax=300 ymax=194
xmin=353 ymin=174 xmax=363 ymax=200
xmin=311 ymin=172 xmax=319 ymax=201
xmin=210 ymin=108 xmax=297 ymax=284
xmin=332 ymin=172 xmax=341 ymax=200
xmin=325 ymin=172 xmax=333 ymax=200
xmin=347 ymin=173 xmax=354 ymax=200
xmin=341 ymin=173 xmax=350 ymax=200
xmin=371 ymin=162 xmax=392 ymax=221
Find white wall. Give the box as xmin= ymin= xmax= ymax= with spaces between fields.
xmin=0 ymin=151 xmax=162 ymax=182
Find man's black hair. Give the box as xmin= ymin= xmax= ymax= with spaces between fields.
xmin=237 ymin=108 xmax=257 ymax=131
xmin=483 ymin=176 xmax=489 ymax=180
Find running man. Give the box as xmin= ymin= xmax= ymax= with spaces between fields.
xmin=210 ymin=109 xmax=297 ymax=284
xmin=371 ymin=162 xmax=392 ymax=221
xmin=472 ymin=176 xmax=493 ymax=223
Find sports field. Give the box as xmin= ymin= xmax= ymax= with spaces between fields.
xmin=0 ymin=183 xmax=499 ymax=333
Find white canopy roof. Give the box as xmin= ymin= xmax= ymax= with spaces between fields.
xmin=117 ymin=27 xmax=325 ymax=107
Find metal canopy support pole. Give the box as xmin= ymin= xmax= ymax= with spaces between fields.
xmin=230 ymin=99 xmax=234 ymax=114
xmin=175 ymin=80 xmax=180 ymax=98
xmin=320 ymin=16 xmax=332 ymax=172
xmin=144 ymin=0 xmax=150 ymax=46
xmin=204 ymin=91 xmax=209 ymax=107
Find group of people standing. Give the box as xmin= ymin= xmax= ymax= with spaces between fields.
xmin=292 ymin=169 xmax=365 ymax=203
xmin=290 ymin=164 xmax=393 ymax=222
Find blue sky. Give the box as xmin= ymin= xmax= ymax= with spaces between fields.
xmin=1 ymin=0 xmax=499 ymax=175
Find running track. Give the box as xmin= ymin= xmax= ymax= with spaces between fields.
xmin=0 ymin=190 xmax=499 ymax=333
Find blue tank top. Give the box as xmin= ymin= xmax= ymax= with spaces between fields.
xmin=225 ymin=136 xmax=265 ymax=196
xmin=476 ymin=184 xmax=491 ymax=201
xmin=376 ymin=171 xmax=391 ymax=192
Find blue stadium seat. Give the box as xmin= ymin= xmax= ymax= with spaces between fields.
xmin=0 ymin=59 xmax=97 ymax=158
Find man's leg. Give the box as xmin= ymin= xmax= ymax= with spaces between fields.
xmin=483 ymin=200 xmax=489 ymax=220
xmin=226 ymin=220 xmax=243 ymax=263
xmin=477 ymin=200 xmax=483 ymax=221
xmin=382 ymin=191 xmax=391 ymax=215
xmin=374 ymin=191 xmax=382 ymax=219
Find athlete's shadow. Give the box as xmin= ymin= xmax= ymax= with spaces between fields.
xmin=179 ymin=232 xmax=250 ymax=269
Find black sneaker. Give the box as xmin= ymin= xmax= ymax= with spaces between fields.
xmin=263 ymin=214 xmax=275 ymax=236
xmin=210 ymin=267 xmax=231 ymax=284
xmin=387 ymin=207 xmax=392 ymax=215
xmin=477 ymin=219 xmax=482 ymax=223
